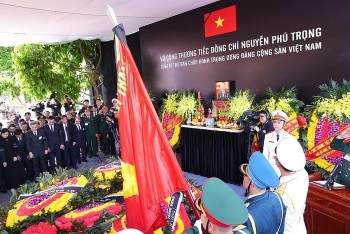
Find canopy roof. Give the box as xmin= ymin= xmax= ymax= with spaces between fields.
xmin=0 ymin=0 xmax=217 ymax=46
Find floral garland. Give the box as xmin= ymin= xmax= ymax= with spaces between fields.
xmin=309 ymin=80 xmax=350 ymax=171
xmin=162 ymin=113 xmax=183 ymax=147
xmin=23 ymin=222 xmax=57 ymax=234
xmin=55 ymin=200 xmax=123 ymax=231
xmin=94 ymin=162 xmax=122 ymax=181
xmin=307 ymin=111 xmax=347 ymax=171
xmin=6 ymin=175 xmax=88 ymax=227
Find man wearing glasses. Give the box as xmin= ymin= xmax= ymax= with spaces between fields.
xmin=185 ymin=177 xmax=250 ymax=234
xmin=253 ymin=110 xmax=274 ymax=152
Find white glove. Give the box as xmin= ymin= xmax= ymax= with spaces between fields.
xmin=194 ymin=220 xmax=203 ymax=234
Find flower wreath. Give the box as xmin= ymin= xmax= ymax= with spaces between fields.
xmin=55 ymin=198 xmax=123 ymax=231
xmin=6 ymin=175 xmax=88 ymax=227
xmin=94 ymin=161 xmax=122 ymax=181
xmin=308 ymin=80 xmax=350 ymax=171
xmin=23 ymin=222 xmax=57 ymax=234
xmin=307 ymin=111 xmax=348 ymax=171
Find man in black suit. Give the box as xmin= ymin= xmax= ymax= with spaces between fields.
xmin=44 ymin=116 xmax=64 ymax=170
xmin=14 ymin=129 xmax=33 ymax=182
xmin=24 ymin=112 xmax=34 ymax=128
xmin=25 ymin=121 xmax=48 ymax=179
xmin=0 ymin=146 xmax=7 ymax=193
xmin=60 ymin=115 xmax=76 ymax=169
xmin=95 ymin=98 xmax=103 ymax=112
xmin=8 ymin=124 xmax=16 ymax=138
xmin=73 ymin=117 xmax=87 ymax=163
xmin=20 ymin=121 xmax=29 ymax=133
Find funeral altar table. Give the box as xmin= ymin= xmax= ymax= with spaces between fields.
xmin=180 ymin=125 xmax=247 ymax=185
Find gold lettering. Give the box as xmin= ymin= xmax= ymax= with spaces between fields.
xmin=117 ymin=62 xmax=127 ymax=110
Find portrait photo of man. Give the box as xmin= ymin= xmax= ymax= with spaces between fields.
xmin=216 ymin=81 xmax=230 ymax=101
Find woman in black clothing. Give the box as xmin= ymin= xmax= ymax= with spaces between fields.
xmin=0 ymin=128 xmax=24 ymax=190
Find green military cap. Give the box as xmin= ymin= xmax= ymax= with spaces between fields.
xmin=37 ymin=115 xmax=46 ymax=120
xmin=199 ymin=177 xmax=248 ymax=227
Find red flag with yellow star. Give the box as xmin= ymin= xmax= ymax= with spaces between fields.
xmin=204 ymin=5 xmax=237 ymax=38
xmin=112 ymin=24 xmax=189 ymax=233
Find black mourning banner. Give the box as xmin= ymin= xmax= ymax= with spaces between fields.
xmin=166 ymin=191 xmax=183 ymax=231
xmin=18 ymin=185 xmax=84 ymax=200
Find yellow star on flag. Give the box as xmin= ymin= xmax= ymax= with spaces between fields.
xmin=215 ymin=16 xmax=224 ymax=28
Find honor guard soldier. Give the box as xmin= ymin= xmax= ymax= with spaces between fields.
xmin=274 ymin=138 xmax=308 ymax=234
xmin=240 ymin=152 xmax=286 ymax=234
xmin=185 ymin=177 xmax=250 ymax=234
xmin=81 ymin=107 xmax=98 ymax=157
xmin=263 ymin=110 xmax=294 ymax=176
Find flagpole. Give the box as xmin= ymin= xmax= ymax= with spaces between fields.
xmin=107 ymin=3 xmax=201 ymax=227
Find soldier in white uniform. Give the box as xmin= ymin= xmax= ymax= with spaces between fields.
xmin=263 ymin=110 xmax=294 ymax=175
xmin=274 ymin=138 xmax=309 ymax=234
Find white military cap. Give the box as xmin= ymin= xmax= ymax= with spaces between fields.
xmin=276 ymin=138 xmax=306 ymax=171
xmin=271 ymin=110 xmax=288 ymax=122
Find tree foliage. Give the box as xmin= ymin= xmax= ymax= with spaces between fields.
xmin=0 ymin=39 xmax=102 ymax=101
xmin=0 ymin=46 xmax=20 ymax=97
xmin=0 ymin=46 xmax=14 ymax=72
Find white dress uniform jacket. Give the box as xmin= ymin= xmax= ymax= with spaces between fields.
xmin=276 ymin=169 xmax=309 ymax=234
xmin=263 ymin=130 xmax=294 ymax=175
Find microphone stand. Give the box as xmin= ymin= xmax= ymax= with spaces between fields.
xmin=323 ymin=157 xmax=344 ymax=191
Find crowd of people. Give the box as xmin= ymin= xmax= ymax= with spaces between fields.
xmin=0 ymin=96 xmax=120 ymax=193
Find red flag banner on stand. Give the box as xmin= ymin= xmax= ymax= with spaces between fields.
xmin=204 ymin=5 xmax=237 ymax=38
xmin=112 ymin=25 xmax=189 ymax=233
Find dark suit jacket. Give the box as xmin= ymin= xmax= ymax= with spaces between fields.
xmin=0 ymin=149 xmax=5 ymax=164
xmin=73 ymin=124 xmax=85 ymax=144
xmin=15 ymin=136 xmax=27 ymax=159
xmin=43 ymin=124 xmax=63 ymax=149
xmin=59 ymin=122 xmax=74 ymax=143
xmin=25 ymin=129 xmax=48 ymax=155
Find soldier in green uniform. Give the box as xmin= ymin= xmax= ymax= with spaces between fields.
xmin=81 ymin=107 xmax=98 ymax=157
xmin=330 ymin=127 xmax=350 ymax=188
xmin=185 ymin=177 xmax=250 ymax=234
xmin=97 ymin=106 xmax=110 ymax=154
